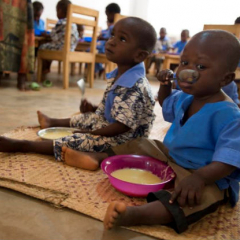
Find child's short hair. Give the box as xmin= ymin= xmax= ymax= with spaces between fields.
xmin=33 ymin=1 xmax=44 ymax=12
xmin=194 ymin=30 xmax=240 ymax=72
xmin=57 ymin=0 xmax=71 ymax=17
xmin=182 ymin=29 xmax=189 ymax=37
xmin=122 ymin=17 xmax=156 ymax=53
xmin=235 ymin=17 xmax=240 ymax=24
xmin=106 ymin=3 xmax=121 ymax=14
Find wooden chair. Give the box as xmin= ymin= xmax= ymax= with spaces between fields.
xmin=84 ymin=26 xmax=101 ymax=37
xmin=37 ymin=4 xmax=99 ymax=89
xmin=203 ymin=24 xmax=240 ymax=38
xmin=95 ymin=13 xmax=127 ymax=78
xmin=46 ymin=18 xmax=57 ymax=31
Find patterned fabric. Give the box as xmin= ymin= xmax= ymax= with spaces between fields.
xmin=0 ymin=0 xmax=35 ymax=73
xmin=53 ymin=69 xmax=155 ymax=161
xmin=39 ymin=18 xmax=79 ymax=51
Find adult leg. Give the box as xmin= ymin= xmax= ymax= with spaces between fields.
xmin=0 ymin=136 xmax=53 ymax=155
xmin=17 ymin=73 xmax=27 ymax=91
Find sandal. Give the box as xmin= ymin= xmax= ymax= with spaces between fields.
xmin=42 ymin=79 xmax=53 ymax=87
xmin=29 ymin=82 xmax=41 ymax=91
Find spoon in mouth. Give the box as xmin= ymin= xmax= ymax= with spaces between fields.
xmin=178 ymin=69 xmax=199 ymax=83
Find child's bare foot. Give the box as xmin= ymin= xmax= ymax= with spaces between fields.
xmin=104 ymin=202 xmax=127 ymax=230
xmin=61 ymin=146 xmax=107 ymax=170
xmin=37 ymin=111 xmax=52 ymax=129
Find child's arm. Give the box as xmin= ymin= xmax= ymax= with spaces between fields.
xmin=74 ymin=122 xmax=130 ymax=137
xmin=91 ymin=122 xmax=130 ymax=137
xmin=156 ymin=69 xmax=173 ymax=106
xmin=80 ymin=99 xmax=98 ymax=113
xmin=170 ymin=162 xmax=236 ymax=208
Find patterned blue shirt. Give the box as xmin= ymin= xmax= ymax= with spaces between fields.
xmin=163 ymin=90 xmax=240 ymax=206
xmin=95 ymin=62 xmax=156 ymax=139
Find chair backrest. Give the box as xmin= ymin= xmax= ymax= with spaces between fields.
xmin=114 ymin=13 xmax=127 ymax=24
xmin=46 ymin=18 xmax=57 ymax=31
xmin=84 ymin=26 xmax=101 ymax=37
xmin=203 ymin=24 xmax=240 ymax=38
xmin=64 ymin=4 xmax=99 ymax=55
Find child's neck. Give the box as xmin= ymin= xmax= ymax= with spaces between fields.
xmin=116 ymin=63 xmax=139 ymax=79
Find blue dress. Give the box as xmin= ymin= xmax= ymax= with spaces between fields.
xmin=163 ymin=90 xmax=240 ymax=206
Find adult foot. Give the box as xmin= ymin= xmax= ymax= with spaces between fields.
xmin=104 ymin=202 xmax=127 ymax=230
xmin=61 ymin=146 xmax=101 ymax=170
xmin=0 ymin=137 xmax=19 ymax=152
xmin=37 ymin=111 xmax=52 ymax=129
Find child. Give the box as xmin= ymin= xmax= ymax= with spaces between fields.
xmin=95 ymin=3 xmax=121 ymax=77
xmin=146 ymin=27 xmax=172 ymax=74
xmin=0 ymin=17 xmax=156 ymax=171
xmin=39 ymin=0 xmax=79 ymax=73
xmin=71 ymin=30 xmax=240 ymax=233
xmin=172 ymin=29 xmax=189 ymax=54
xmin=33 ymin=1 xmax=45 ymax=34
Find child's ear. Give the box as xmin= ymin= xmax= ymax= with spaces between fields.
xmin=220 ymin=72 xmax=235 ymax=87
xmin=134 ymin=50 xmax=149 ymax=63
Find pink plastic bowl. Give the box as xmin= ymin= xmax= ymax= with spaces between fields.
xmin=101 ymin=155 xmax=175 ymax=197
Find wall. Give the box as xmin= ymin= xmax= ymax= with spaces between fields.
xmin=39 ymin=0 xmax=133 ymax=30
xmin=147 ymin=0 xmax=240 ymax=39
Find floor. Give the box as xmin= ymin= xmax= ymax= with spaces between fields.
xmin=0 ymin=64 xmax=160 ymax=240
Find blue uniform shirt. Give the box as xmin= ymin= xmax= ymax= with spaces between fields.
xmin=173 ymin=40 xmax=187 ymax=54
xmin=104 ymin=62 xmax=145 ymax=123
xmin=97 ymin=25 xmax=114 ymax=53
xmin=163 ymin=90 xmax=240 ymax=206
xmin=34 ymin=19 xmax=45 ymax=31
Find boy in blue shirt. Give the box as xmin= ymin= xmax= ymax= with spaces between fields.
xmin=79 ymin=30 xmax=240 ymax=233
xmin=172 ymin=29 xmax=189 ymax=54
xmin=33 ymin=1 xmax=45 ymax=34
xmin=0 ymin=17 xmax=156 ymax=171
xmin=95 ymin=3 xmax=121 ymax=77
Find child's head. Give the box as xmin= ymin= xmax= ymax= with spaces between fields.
xmin=33 ymin=1 xmax=44 ymax=22
xmin=176 ymin=30 xmax=240 ymax=97
xmin=159 ymin=28 xmax=167 ymax=40
xmin=56 ymin=0 xmax=71 ymax=20
xmin=105 ymin=3 xmax=121 ymax=24
xmin=105 ymin=17 xmax=156 ymax=66
xmin=235 ymin=17 xmax=240 ymax=24
xmin=181 ymin=29 xmax=189 ymax=42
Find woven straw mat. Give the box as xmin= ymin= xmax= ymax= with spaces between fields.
xmin=0 ymin=105 xmax=239 ymax=240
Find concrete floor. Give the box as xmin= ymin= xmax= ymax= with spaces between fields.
xmin=0 ymin=67 xmax=159 ymax=240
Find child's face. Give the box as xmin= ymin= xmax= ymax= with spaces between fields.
xmin=181 ymin=31 xmax=188 ymax=42
xmin=56 ymin=7 xmax=65 ymax=19
xmin=105 ymin=21 xmax=140 ymax=65
xmin=159 ymin=29 xmax=166 ymax=39
xmin=176 ymin=39 xmax=227 ymax=97
xmin=34 ymin=10 xmax=43 ymax=21
xmin=105 ymin=11 xmax=115 ymax=24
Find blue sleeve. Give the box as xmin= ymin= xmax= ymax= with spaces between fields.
xmin=222 ymin=81 xmax=240 ymax=105
xmin=173 ymin=41 xmax=179 ymax=49
xmin=162 ymin=90 xmax=182 ymax=122
xmin=213 ymin=118 xmax=240 ymax=168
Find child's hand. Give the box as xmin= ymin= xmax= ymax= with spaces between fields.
xmin=80 ymin=99 xmax=96 ymax=113
xmin=157 ymin=69 xmax=173 ymax=86
xmin=169 ymin=173 xmax=206 ymax=208
xmin=73 ymin=129 xmax=91 ymax=134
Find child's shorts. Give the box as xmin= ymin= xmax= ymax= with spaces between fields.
xmin=53 ymin=113 xmax=127 ymax=161
xmin=106 ymin=138 xmax=228 ymax=233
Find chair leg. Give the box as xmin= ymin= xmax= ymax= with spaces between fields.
xmin=79 ymin=63 xmax=82 ymax=75
xmin=58 ymin=61 xmax=61 ymax=74
xmin=89 ymin=63 xmax=94 ymax=88
xmin=70 ymin=63 xmax=75 ymax=76
xmin=37 ymin=56 xmax=43 ymax=82
xmin=63 ymin=60 xmax=69 ymax=89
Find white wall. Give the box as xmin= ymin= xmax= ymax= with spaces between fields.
xmin=39 ymin=0 xmax=240 ymax=41
xmin=147 ymin=0 xmax=240 ymax=40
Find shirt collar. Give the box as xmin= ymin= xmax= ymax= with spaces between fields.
xmin=106 ymin=62 xmax=145 ymax=90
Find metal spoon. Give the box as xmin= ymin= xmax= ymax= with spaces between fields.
xmin=170 ymin=69 xmax=199 ymax=83
xmin=77 ymin=79 xmax=85 ymax=98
